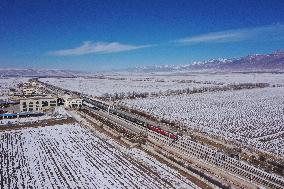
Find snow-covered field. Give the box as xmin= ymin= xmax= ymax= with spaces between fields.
xmin=40 ymin=77 xmax=214 ymax=97
xmin=40 ymin=73 xmax=284 ymax=98
xmin=160 ymin=73 xmax=284 ymax=85
xmin=122 ymin=87 xmax=284 ymax=157
xmin=38 ymin=73 xmax=284 ymax=156
xmin=103 ymin=72 xmax=284 ymax=85
xmin=0 ymin=124 xmax=198 ymax=189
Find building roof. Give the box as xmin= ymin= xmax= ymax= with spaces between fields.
xmin=19 ymin=97 xmax=56 ymax=101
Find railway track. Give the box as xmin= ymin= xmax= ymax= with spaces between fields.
xmin=74 ymin=109 xmax=212 ymax=189
xmin=39 ymin=80 xmax=284 ymax=189
xmin=83 ymin=98 xmax=284 ymax=189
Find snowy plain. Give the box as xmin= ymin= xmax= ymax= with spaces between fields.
xmin=39 ymin=73 xmax=284 ymax=157
xmin=40 ymin=77 xmax=215 ymax=97
xmin=40 ymin=73 xmax=284 ymax=98
xmin=0 ymin=124 xmax=198 ymax=189
xmin=122 ymin=87 xmax=284 ymax=157
xmin=160 ymin=72 xmax=284 ymax=85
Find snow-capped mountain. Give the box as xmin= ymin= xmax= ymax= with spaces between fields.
xmin=133 ymin=51 xmax=284 ymax=72
xmin=1 ymin=51 xmax=284 ymax=76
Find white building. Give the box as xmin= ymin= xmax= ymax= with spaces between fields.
xmin=20 ymin=97 xmax=58 ymax=112
xmin=30 ymin=81 xmax=38 ymax=87
xmin=22 ymin=80 xmax=42 ymax=96
xmin=22 ymin=87 xmax=37 ymax=96
xmin=63 ymin=96 xmax=82 ymax=108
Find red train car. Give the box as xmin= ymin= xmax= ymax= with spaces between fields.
xmin=146 ymin=124 xmax=178 ymax=140
xmin=169 ymin=134 xmax=178 ymax=140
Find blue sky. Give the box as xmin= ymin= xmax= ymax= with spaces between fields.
xmin=1 ymin=0 xmax=284 ymax=71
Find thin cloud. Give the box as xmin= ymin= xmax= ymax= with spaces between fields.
xmin=176 ymin=24 xmax=284 ymax=44
xmin=49 ymin=41 xmax=153 ymax=56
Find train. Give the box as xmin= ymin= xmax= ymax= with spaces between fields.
xmin=0 ymin=112 xmax=45 ymax=120
xmin=83 ymin=98 xmax=179 ymax=140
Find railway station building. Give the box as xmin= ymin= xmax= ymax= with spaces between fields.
xmin=19 ymin=97 xmax=58 ymax=112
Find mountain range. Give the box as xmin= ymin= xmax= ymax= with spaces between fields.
xmin=133 ymin=51 xmax=284 ymax=73
xmin=1 ymin=51 xmax=284 ymax=76
xmin=0 ymin=68 xmax=81 ymax=77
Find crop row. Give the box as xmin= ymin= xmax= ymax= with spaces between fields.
xmin=122 ymin=87 xmax=284 ymax=157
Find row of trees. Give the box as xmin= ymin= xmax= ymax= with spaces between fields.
xmin=101 ymin=82 xmax=270 ymax=101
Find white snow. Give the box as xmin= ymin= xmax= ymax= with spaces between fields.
xmin=122 ymin=87 xmax=284 ymax=157
xmin=0 ymin=124 xmax=199 ymax=189
xmin=40 ymin=77 xmax=214 ymax=97
xmin=40 ymin=73 xmax=284 ymax=99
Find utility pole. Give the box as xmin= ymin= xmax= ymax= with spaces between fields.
xmin=108 ymin=96 xmax=112 ymax=114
